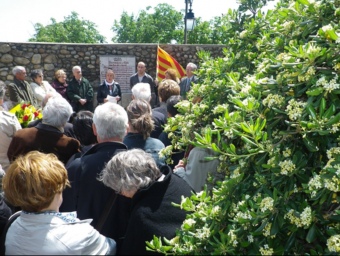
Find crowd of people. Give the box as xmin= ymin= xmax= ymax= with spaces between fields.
xmin=0 ymin=61 xmax=219 ymax=255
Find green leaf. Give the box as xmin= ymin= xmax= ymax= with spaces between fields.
xmin=306 ymin=224 xmax=317 ymax=243
xmin=306 ymin=87 xmax=323 ymax=96
xmin=306 ymin=104 xmax=317 ymax=119
xmin=230 ymin=143 xmax=236 ymax=154
xmin=303 ymin=137 xmax=319 ymax=152
xmin=323 ymin=104 xmax=336 ymax=119
xmin=319 ymin=98 xmax=326 ymax=117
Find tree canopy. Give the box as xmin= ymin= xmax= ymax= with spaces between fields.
xmin=29 ymin=12 xmax=105 ymax=43
xmin=111 ymin=4 xmax=183 ymax=43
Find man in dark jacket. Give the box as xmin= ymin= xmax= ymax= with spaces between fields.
xmin=66 ymin=66 xmax=94 ymax=112
xmin=130 ymin=62 xmax=157 ymax=106
xmin=60 ymin=102 xmax=131 ymax=251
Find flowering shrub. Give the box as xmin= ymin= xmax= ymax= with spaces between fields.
xmin=149 ymin=0 xmax=340 ymax=255
xmin=9 ymin=103 xmax=43 ymax=128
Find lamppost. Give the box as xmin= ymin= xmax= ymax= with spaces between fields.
xmin=184 ymin=0 xmax=195 ymax=44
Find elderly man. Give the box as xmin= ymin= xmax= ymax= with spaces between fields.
xmin=179 ymin=62 xmax=198 ymax=99
xmin=60 ymin=102 xmax=131 ymax=252
xmin=66 ymin=66 xmax=94 ymax=112
xmin=7 ymin=66 xmax=37 ymax=106
xmin=7 ymin=96 xmax=80 ymax=165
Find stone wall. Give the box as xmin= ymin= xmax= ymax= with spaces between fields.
xmin=0 ymin=42 xmax=226 ymax=107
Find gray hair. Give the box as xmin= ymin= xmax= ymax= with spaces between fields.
xmin=12 ymin=66 xmax=25 ymax=75
xmin=99 ymin=149 xmax=161 ymax=193
xmin=131 ymin=83 xmax=151 ymax=101
xmin=42 ymin=96 xmax=73 ymax=127
xmin=72 ymin=66 xmax=81 ymax=72
xmin=93 ymin=102 xmax=128 ymax=141
xmin=187 ymin=62 xmax=197 ymax=71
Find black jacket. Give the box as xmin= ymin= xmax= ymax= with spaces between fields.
xmin=97 ymin=81 xmax=121 ymax=104
xmin=60 ymin=142 xmax=131 ymax=250
xmin=119 ymin=166 xmax=192 ymax=255
xmin=130 ymin=73 xmax=156 ymax=93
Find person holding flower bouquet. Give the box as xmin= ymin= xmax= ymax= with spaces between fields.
xmin=7 ymin=66 xmax=37 ymax=106
xmin=30 ymin=69 xmax=56 ymax=108
xmin=7 ymin=96 xmax=80 ymax=165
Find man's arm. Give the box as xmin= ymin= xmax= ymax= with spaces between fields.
xmin=7 ymin=83 xmax=21 ymax=105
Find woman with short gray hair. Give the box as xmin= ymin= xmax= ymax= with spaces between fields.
xmin=99 ymin=148 xmax=192 ymax=255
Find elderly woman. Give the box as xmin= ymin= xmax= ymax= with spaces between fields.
xmin=99 ymin=149 xmax=192 ymax=255
xmin=30 ymin=69 xmax=56 ymax=108
xmin=7 ymin=96 xmax=80 ymax=165
xmin=123 ymin=99 xmax=165 ymax=167
xmin=51 ymin=69 xmax=69 ymax=101
xmin=2 ymin=151 xmax=116 ymax=255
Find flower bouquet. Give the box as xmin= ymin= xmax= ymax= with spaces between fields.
xmin=9 ymin=103 xmax=43 ymax=128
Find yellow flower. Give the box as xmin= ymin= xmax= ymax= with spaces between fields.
xmin=9 ymin=102 xmax=43 ymax=128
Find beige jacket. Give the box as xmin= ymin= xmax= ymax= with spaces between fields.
xmin=0 ymin=111 xmax=21 ymax=172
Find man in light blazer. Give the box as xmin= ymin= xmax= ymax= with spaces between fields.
xmin=179 ymin=62 xmax=198 ymax=99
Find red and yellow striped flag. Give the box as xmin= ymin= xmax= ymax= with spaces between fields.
xmin=157 ymin=46 xmax=186 ymax=81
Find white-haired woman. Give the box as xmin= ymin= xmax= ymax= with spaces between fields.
xmin=30 ymin=69 xmax=56 ymax=108
xmin=99 ymin=148 xmax=192 ymax=255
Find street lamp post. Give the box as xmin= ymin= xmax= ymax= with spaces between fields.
xmin=184 ymin=0 xmax=195 ymax=44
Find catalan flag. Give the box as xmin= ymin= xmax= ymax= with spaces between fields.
xmin=157 ymin=46 xmax=186 ymax=81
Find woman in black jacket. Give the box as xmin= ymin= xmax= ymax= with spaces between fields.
xmin=97 ymin=69 xmax=121 ymax=105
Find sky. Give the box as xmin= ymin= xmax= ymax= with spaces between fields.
xmin=0 ymin=0 xmax=278 ymax=43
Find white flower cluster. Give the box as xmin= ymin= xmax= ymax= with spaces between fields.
xmin=306 ymin=43 xmax=322 ymax=55
xmin=327 ymin=235 xmax=340 ymax=252
xmin=259 ymin=244 xmax=274 ymax=255
xmin=239 ymin=30 xmax=248 ymax=39
xmin=316 ymin=75 xmax=340 ymax=93
xmin=298 ymin=66 xmax=316 ymax=82
xmin=263 ymin=93 xmax=285 ymax=108
xmin=327 ymin=147 xmax=340 ymax=160
xmin=182 ymin=218 xmax=196 ymax=229
xmin=324 ymin=176 xmax=340 ymax=192
xmin=308 ymin=175 xmax=323 ymax=191
xmin=282 ymin=148 xmax=292 ymax=157
xmin=286 ymin=99 xmax=306 ymax=121
xmin=282 ymin=21 xmax=294 ymax=32
xmin=277 ymin=52 xmax=291 ymax=62
xmin=278 ymin=159 xmax=296 ymax=175
xmin=260 ymin=197 xmax=274 ymax=212
xmin=228 ymin=229 xmax=238 ymax=247
xmin=284 ymin=206 xmax=312 ymax=228
xmin=263 ymin=222 xmax=275 ymax=238
xmin=321 ymin=24 xmax=334 ymax=33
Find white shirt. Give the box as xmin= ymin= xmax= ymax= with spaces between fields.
xmin=6 ymin=211 xmax=116 ymax=255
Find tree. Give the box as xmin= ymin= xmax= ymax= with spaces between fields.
xmin=111 ymin=4 xmax=183 ymax=43
xmin=149 ymin=0 xmax=340 ymax=254
xmin=29 ymin=12 xmax=105 ymax=43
